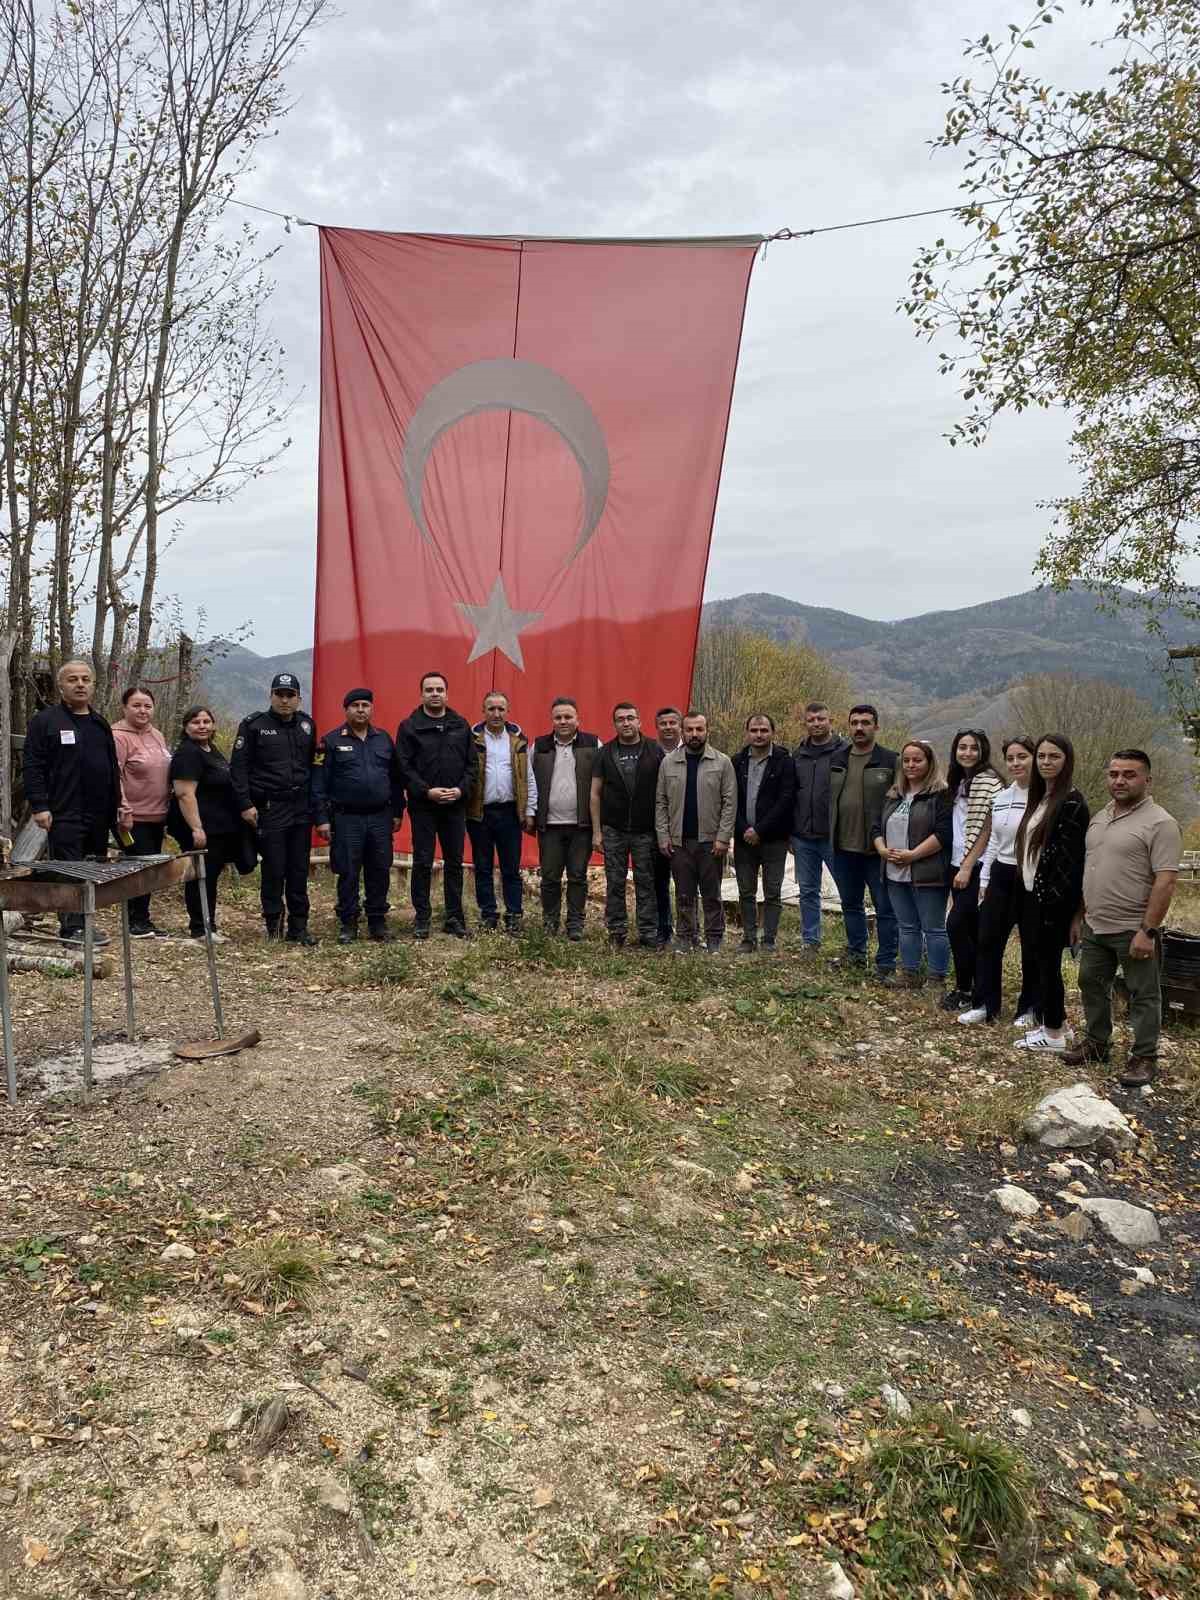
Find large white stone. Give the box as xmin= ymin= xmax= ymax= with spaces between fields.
xmin=991 ymin=1184 xmax=1040 ymax=1219
xmin=1022 ymin=1084 xmax=1135 ymax=1151
xmin=1069 ymin=1198 xmax=1160 ymax=1247
xmin=824 ymin=1561 xmax=856 ymax=1600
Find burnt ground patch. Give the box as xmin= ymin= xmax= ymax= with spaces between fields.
xmin=829 ymin=1087 xmax=1199 ymax=1430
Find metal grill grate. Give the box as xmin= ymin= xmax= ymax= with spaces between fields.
xmin=32 ymin=855 xmax=173 ymax=885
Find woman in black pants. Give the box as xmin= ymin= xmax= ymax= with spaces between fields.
xmin=1013 ymin=734 xmax=1089 ymax=1054
xmin=942 ymin=729 xmax=1004 ymax=1011
xmin=957 ymin=736 xmax=1039 ymax=1027
xmin=169 ymin=707 xmax=242 ymax=942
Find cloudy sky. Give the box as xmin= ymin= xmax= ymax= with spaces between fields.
xmin=166 ymin=0 xmax=1115 ymax=656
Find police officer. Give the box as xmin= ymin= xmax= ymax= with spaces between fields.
xmin=230 ymin=671 xmax=319 ymax=944
xmin=313 ymin=688 xmax=403 ymax=944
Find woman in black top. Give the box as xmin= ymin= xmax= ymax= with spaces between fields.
xmin=169 ymin=706 xmax=241 ymax=941
xmin=1014 ymin=734 xmax=1090 ymax=1053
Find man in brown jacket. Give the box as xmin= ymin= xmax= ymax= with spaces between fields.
xmin=529 ymin=697 xmax=600 ymax=940
xmin=655 ymin=711 xmax=736 ymax=954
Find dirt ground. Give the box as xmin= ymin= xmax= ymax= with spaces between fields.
xmin=0 ymin=865 xmax=1197 ymax=1600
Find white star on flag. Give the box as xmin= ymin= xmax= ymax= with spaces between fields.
xmin=456 ymin=575 xmax=543 ymax=670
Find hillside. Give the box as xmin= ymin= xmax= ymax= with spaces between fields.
xmin=199 ymin=584 xmax=1195 ymax=742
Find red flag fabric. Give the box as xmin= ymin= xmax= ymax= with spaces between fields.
xmin=314 ymin=229 xmax=756 ymax=845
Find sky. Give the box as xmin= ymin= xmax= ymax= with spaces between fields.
xmin=164 ymin=0 xmax=1117 ymax=656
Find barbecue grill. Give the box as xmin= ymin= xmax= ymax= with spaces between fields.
xmin=0 ymin=851 xmax=225 ymax=1104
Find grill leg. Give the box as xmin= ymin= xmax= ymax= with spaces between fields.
xmin=82 ymin=883 xmax=94 ymax=1092
xmin=196 ymin=854 xmax=225 ymax=1037
xmin=120 ymin=900 xmax=136 ymax=1041
xmin=0 ymin=912 xmax=15 ymax=1106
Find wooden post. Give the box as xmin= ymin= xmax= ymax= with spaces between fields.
xmin=0 ymin=631 xmax=15 ymax=844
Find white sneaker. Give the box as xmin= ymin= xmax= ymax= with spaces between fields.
xmin=1015 ymin=1028 xmax=1066 ymax=1052
xmin=1012 ymin=1011 xmax=1038 ymax=1029
xmin=957 ymin=1007 xmax=990 ymax=1025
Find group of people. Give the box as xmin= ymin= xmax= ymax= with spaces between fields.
xmin=21 ymin=663 xmax=1183 ymax=1087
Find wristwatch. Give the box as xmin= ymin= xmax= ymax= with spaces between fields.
xmin=1138 ymin=924 xmax=1157 ymax=936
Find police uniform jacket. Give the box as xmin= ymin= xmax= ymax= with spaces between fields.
xmin=396 ymin=706 xmax=476 ymax=804
xmin=230 ymin=707 xmax=317 ymax=824
xmin=312 ymin=723 xmax=402 ymax=826
xmin=22 ymin=702 xmax=122 ymax=824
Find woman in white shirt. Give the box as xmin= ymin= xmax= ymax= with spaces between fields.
xmin=958 ymin=736 xmax=1039 ymax=1026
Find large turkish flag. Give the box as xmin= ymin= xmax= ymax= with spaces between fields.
xmin=313 ymin=229 xmax=757 ymax=846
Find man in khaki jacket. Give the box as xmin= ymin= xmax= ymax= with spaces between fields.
xmin=655 ymin=711 xmax=736 ymax=953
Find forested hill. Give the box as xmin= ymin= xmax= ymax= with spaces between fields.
xmin=701 ymin=584 xmax=1193 ymax=711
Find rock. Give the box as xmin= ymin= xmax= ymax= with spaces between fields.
xmin=1048 ymin=1210 xmax=1093 ymax=1242
xmin=991 ymin=1184 xmax=1039 ymax=1219
xmin=313 ymin=1163 xmax=370 ymax=1197
xmin=341 ymin=1362 xmax=369 ymax=1382
xmin=810 ymin=1380 xmax=845 ymax=1402
xmin=1022 ymin=1084 xmax=1135 ymax=1151
xmin=824 ymin=1560 xmax=856 ymax=1600
xmin=1069 ymin=1197 xmax=1160 ymax=1247
xmin=251 ymin=1395 xmax=291 ymax=1458
xmin=1064 ymin=1157 xmax=1097 ymax=1175
xmin=220 ymin=1403 xmax=247 ymax=1433
xmin=666 ymin=1157 xmax=716 ymax=1183
xmin=214 ymin=1565 xmax=236 ymax=1600
xmin=1118 ymin=1279 xmax=1143 ymax=1297
xmin=1010 ymin=1408 xmax=1032 ymax=1430
xmin=316 ymin=1477 xmax=352 ymax=1516
xmin=1049 ymin=1209 xmax=1094 ymax=1248
xmin=880 ymin=1384 xmax=911 ymax=1418
xmin=999 ymin=1142 xmax=1018 ymax=1159
xmin=262 ymin=1553 xmax=308 ymax=1600
xmin=1046 ymin=1162 xmax=1072 ymax=1180
xmin=1134 ymin=1406 xmax=1158 ymax=1430
xmin=1065 ymin=1179 xmax=1089 ymax=1195
xmin=229 ymin=1463 xmax=262 ymax=1488
xmin=733 ymin=1169 xmax=754 ymax=1193
xmin=160 ymin=1242 xmax=196 ymax=1262
xmin=688 ymin=1557 xmax=713 ymax=1582
xmin=1134 ymin=1266 xmax=1156 ymax=1285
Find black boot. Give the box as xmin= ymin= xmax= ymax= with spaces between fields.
xmin=286 ymin=921 xmax=319 ymax=947
xmin=367 ymin=920 xmax=391 ymax=943
xmin=338 ymin=921 xmax=358 ymax=945
xmin=264 ymin=915 xmax=283 ymax=940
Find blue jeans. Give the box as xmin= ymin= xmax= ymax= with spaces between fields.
xmin=830 ymin=848 xmax=898 ymax=971
xmin=885 ymin=879 xmax=950 ymax=979
xmin=467 ymin=803 xmax=525 ymax=923
xmin=791 ymin=834 xmax=835 ymax=946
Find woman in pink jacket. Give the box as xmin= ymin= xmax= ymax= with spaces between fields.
xmin=113 ymin=686 xmax=172 ymax=936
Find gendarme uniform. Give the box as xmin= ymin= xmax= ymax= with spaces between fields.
xmin=312 ymin=688 xmax=402 ymax=940
xmin=230 ymin=671 xmax=318 ymax=941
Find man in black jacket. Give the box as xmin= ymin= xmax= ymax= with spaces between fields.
xmin=231 ymin=671 xmax=320 ymax=944
xmin=312 ymin=688 xmax=404 ymax=944
xmin=396 ymin=671 xmax=477 ymax=939
xmin=733 ymin=714 xmax=797 ymax=954
xmin=827 ymin=704 xmax=899 ymax=977
xmin=23 ymin=659 xmax=130 ymax=945
xmin=589 ymin=702 xmax=664 ymax=948
xmin=791 ymin=703 xmax=850 ymax=951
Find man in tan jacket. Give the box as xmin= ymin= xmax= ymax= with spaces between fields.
xmin=655 ymin=711 xmax=736 ymax=953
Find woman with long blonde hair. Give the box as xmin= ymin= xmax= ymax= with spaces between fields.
xmin=871 ymin=740 xmax=953 ymax=990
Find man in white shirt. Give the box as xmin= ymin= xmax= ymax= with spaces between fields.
xmin=529 ymin=698 xmax=601 ymax=940
xmin=465 ymin=691 xmax=537 ymax=934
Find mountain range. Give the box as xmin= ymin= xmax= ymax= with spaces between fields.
xmin=199 ymin=583 xmax=1195 ymax=746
